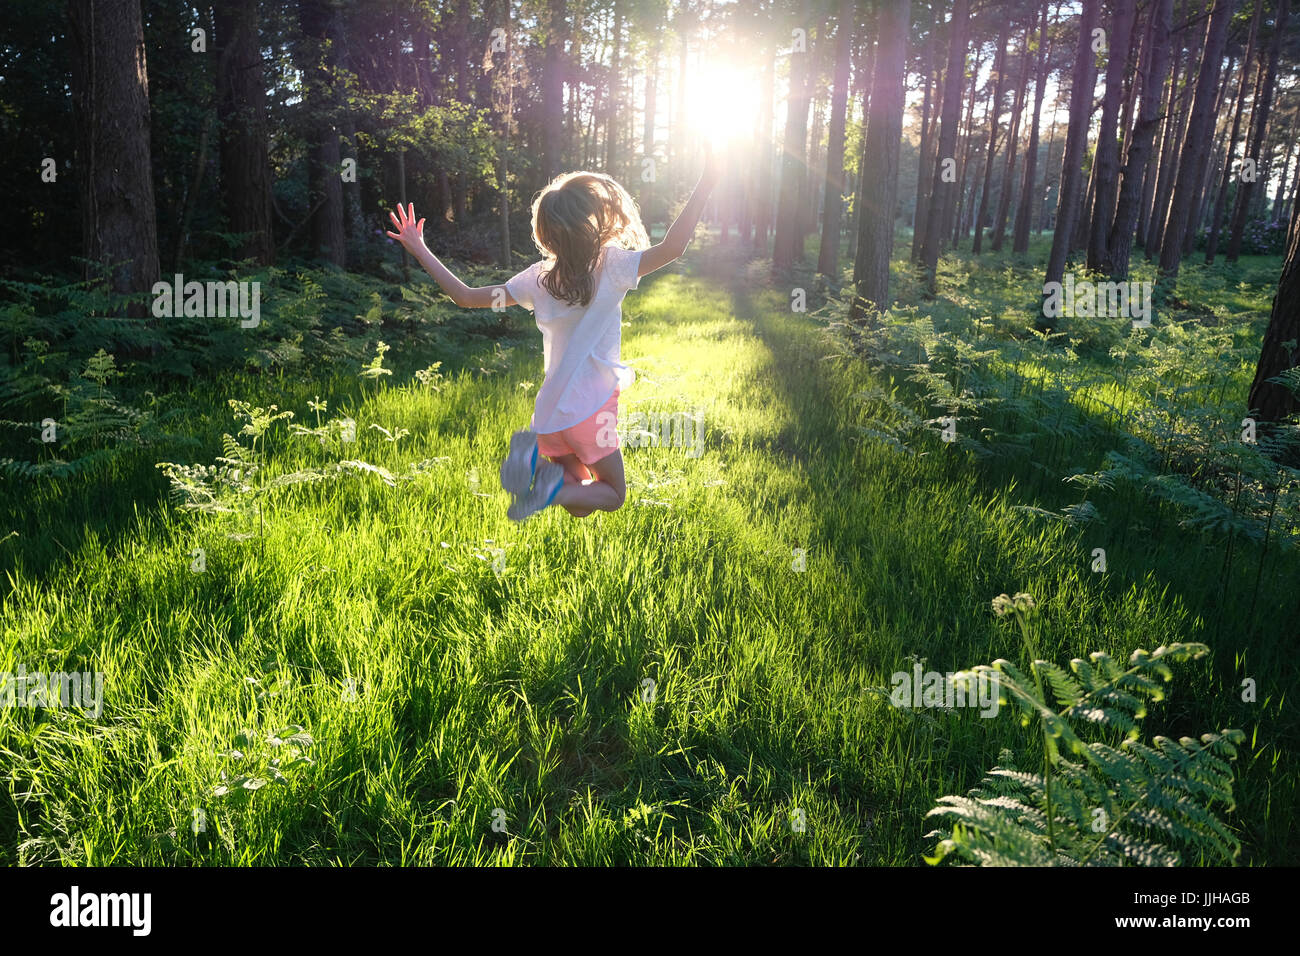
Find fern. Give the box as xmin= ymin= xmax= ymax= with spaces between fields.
xmin=924 ymin=593 xmax=1244 ymax=866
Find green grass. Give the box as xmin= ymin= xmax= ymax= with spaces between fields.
xmin=0 ymin=237 xmax=1294 ymax=865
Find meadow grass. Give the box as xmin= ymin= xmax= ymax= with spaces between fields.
xmin=0 ymin=238 xmax=1293 ymax=865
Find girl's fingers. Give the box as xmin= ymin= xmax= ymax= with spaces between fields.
xmin=389 ymin=211 xmax=401 ymax=228
xmin=385 ymin=231 xmax=400 ymax=240
xmin=416 ymin=218 xmax=425 ymax=232
xmin=408 ymin=203 xmax=415 ymax=220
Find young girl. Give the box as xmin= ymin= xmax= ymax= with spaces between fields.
xmin=386 ymin=156 xmax=718 ymax=522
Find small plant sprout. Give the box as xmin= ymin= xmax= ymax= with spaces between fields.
xmin=360 ymin=340 xmax=393 ymax=385
xmin=414 ymin=362 xmax=444 ymax=390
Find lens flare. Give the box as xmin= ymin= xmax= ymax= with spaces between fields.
xmin=688 ymin=61 xmax=761 ymax=148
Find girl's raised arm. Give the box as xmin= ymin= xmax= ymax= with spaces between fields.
xmin=637 ymin=151 xmax=722 ymax=278
xmin=386 ymin=203 xmax=515 ymax=309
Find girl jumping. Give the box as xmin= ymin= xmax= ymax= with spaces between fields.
xmin=386 ymin=154 xmax=718 ymax=522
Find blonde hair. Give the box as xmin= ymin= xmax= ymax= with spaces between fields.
xmin=530 ymin=171 xmax=649 ymax=307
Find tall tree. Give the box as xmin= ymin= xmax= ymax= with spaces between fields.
xmin=1227 ymin=0 xmax=1290 ymax=261
xmin=1247 ymin=178 xmax=1300 ymax=421
xmin=851 ymin=0 xmax=911 ymax=315
xmin=297 ymin=0 xmax=347 ymax=267
xmin=973 ymin=20 xmax=1012 ymax=254
xmin=542 ymin=0 xmax=568 ymax=183
xmin=772 ymin=3 xmax=813 ymax=276
xmin=911 ymin=19 xmax=938 ymax=262
xmin=215 ymin=0 xmax=274 ymax=265
xmin=919 ymin=0 xmax=970 ymax=290
xmin=1042 ymin=0 xmax=1101 ymax=321
xmin=817 ymin=0 xmax=855 ymax=278
xmin=1087 ymin=0 xmax=1138 ymax=271
xmin=68 ymin=0 xmax=160 ymax=300
xmin=1107 ymin=0 xmax=1174 ymax=277
xmin=1158 ymin=0 xmax=1234 ymax=279
xmin=1013 ymin=2 xmax=1051 ymax=254
xmin=991 ymin=19 xmax=1033 ymax=252
xmin=1207 ymin=0 xmax=1263 ymax=262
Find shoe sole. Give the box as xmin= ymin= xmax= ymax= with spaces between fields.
xmin=500 ymin=430 xmax=538 ymax=496
xmin=508 ymin=462 xmax=564 ymax=521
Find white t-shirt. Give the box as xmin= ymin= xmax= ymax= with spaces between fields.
xmin=505 ymin=244 xmax=643 ymax=434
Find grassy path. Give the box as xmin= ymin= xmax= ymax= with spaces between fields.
xmin=0 ymin=251 xmax=1285 ymax=864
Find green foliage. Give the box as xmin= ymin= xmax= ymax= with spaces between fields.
xmin=212 ymin=726 xmax=315 ymax=805
xmin=925 ymin=594 xmax=1244 ymax=867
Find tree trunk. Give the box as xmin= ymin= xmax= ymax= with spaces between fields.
xmin=973 ymin=21 xmax=1012 ymax=254
xmin=851 ymin=0 xmax=911 ymax=317
xmin=950 ymin=44 xmax=986 ymax=248
xmin=1013 ymin=3 xmax=1050 ymax=254
xmin=215 ymin=0 xmax=274 ymax=265
xmin=1247 ymin=196 xmax=1300 ymax=420
xmin=816 ymin=0 xmax=857 ymax=277
xmin=754 ymin=38 xmax=775 ymax=247
xmin=920 ymin=0 xmax=970 ymax=290
xmin=1207 ymin=0 xmax=1261 ymax=262
xmin=991 ymin=22 xmax=1032 ymax=253
xmin=772 ymin=1 xmax=813 ymax=277
xmin=1042 ymin=0 xmax=1101 ymax=321
xmin=1228 ymin=0 xmax=1289 ymax=261
xmin=1107 ymin=0 xmax=1173 ymax=278
xmin=1144 ymin=24 xmax=1195 ymax=255
xmin=911 ymin=24 xmax=937 ymax=262
xmin=1087 ymin=0 xmax=1137 ymax=271
xmin=68 ymin=0 xmax=160 ymax=301
xmin=1185 ymin=51 xmax=1236 ymax=255
xmin=1273 ymin=125 xmax=1297 ymax=223
xmin=642 ymin=31 xmax=659 ymax=218
xmin=297 ymin=0 xmax=346 ymax=267
xmin=817 ymin=0 xmax=855 ymax=278
xmin=542 ymin=0 xmax=567 ymax=184
xmin=1158 ymin=0 xmax=1233 ymax=279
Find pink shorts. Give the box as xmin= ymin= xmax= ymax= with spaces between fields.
xmin=534 ymin=390 xmax=621 ymax=466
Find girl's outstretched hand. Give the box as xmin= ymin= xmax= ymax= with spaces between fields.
xmin=386 ymin=203 xmax=426 ymax=252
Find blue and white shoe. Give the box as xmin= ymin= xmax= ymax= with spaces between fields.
xmin=500 ymin=429 xmax=539 ymax=496
xmin=507 ymin=461 xmax=565 ymax=522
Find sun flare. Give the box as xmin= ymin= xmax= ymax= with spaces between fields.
xmin=687 ymin=61 xmax=762 ymax=148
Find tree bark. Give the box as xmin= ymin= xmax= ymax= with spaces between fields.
xmin=1042 ymin=0 xmax=1101 ymax=322
xmin=920 ymin=0 xmax=970 ymax=290
xmin=772 ymin=1 xmax=813 ymax=277
xmin=1207 ymin=0 xmax=1261 ymax=262
xmin=991 ymin=22 xmax=1032 ymax=253
xmin=1227 ymin=0 xmax=1289 ymax=261
xmin=1247 ymin=193 xmax=1300 ymax=420
xmin=973 ymin=21 xmax=1012 ymax=254
xmin=1087 ymin=0 xmax=1137 ymax=270
xmin=817 ymin=0 xmax=855 ymax=278
xmin=215 ymin=0 xmax=274 ymax=265
xmin=1107 ymin=0 xmax=1173 ymax=277
xmin=851 ymin=0 xmax=911 ymax=317
xmin=542 ymin=0 xmax=567 ymax=184
xmin=1158 ymin=0 xmax=1233 ymax=279
xmin=68 ymin=0 xmax=160 ymax=300
xmin=297 ymin=0 xmax=347 ymax=267
xmin=1013 ymin=3 xmax=1050 ymax=255
xmin=911 ymin=23 xmax=937 ymax=262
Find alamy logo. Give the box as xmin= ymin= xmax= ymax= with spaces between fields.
xmin=50 ymin=886 xmax=151 ymax=936
xmin=599 ymin=409 xmax=704 ymax=457
xmin=890 ymin=663 xmax=1000 ymax=717
xmin=1 ymin=666 xmax=103 ymax=718
xmin=150 ymin=273 xmax=261 ymax=328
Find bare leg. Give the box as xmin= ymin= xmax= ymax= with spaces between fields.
xmin=548 ymin=453 xmax=598 ymax=517
xmin=553 ymin=450 xmax=626 ymax=516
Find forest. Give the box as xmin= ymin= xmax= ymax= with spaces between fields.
xmin=0 ymin=0 xmax=1298 ymax=875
